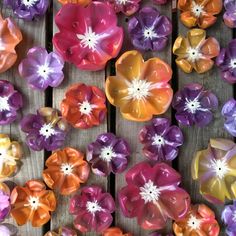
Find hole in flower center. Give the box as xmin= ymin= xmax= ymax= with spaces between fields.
xmin=37 ymin=64 xmax=52 ymax=79
xmin=191 ymin=2 xmax=204 ymax=17
xmin=39 ymin=123 xmax=55 ymax=139
xmin=26 ymin=196 xmax=40 ymax=210
xmin=230 ymin=59 xmax=236 ymax=69
xmin=0 ymin=97 xmax=10 ymax=112
xmin=139 ymin=180 xmax=161 ymax=203
xmin=86 ymin=201 xmax=102 ymax=214
xmin=152 ymin=135 xmax=165 ymax=147
xmin=116 ymin=0 xmax=129 ymax=5
xmin=184 ymin=98 xmax=202 ymax=114
xmin=143 ymin=27 xmax=158 ymax=40
xmin=22 ymin=0 xmax=38 ymax=7
xmin=187 ymin=47 xmax=202 ymax=62
xmin=210 ymin=158 xmax=229 ymax=179
xmin=187 ymin=215 xmax=202 ymax=230
xmin=61 ymin=163 xmax=73 ymax=175
xmin=79 ymin=101 xmax=94 ymax=115
xmin=99 ymin=146 xmax=116 ymax=162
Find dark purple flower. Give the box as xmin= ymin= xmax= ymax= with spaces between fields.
xmin=216 ymin=39 xmax=236 ymax=84
xmin=223 ymin=0 xmax=236 ymax=28
xmin=3 ymin=0 xmax=49 ymax=21
xmin=128 ymin=7 xmax=172 ymax=51
xmin=139 ymin=118 xmax=183 ymax=162
xmin=0 ymin=80 xmax=23 ymax=126
xmin=87 ymin=133 xmax=130 ymax=176
xmin=19 ymin=47 xmax=64 ymax=91
xmin=20 ymin=107 xmax=68 ymax=151
xmin=172 ymin=83 xmax=218 ymax=127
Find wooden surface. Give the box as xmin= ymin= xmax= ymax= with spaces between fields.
xmin=0 ymin=0 xmax=233 ymax=235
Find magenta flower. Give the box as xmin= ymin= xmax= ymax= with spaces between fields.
xmin=69 ymin=186 xmax=115 ymax=233
xmin=118 ymin=162 xmax=190 ymax=230
xmin=0 ymin=186 xmax=10 ymax=222
xmin=87 ymin=133 xmax=130 ymax=177
xmin=223 ymin=0 xmax=236 ymax=28
xmin=0 ymin=223 xmax=18 ymax=236
xmin=19 ymin=47 xmax=64 ymax=91
xmin=139 ymin=118 xmax=183 ymax=162
xmin=0 ymin=80 xmax=23 ymax=126
xmin=222 ymin=201 xmax=236 ymax=236
xmin=172 ymin=83 xmax=218 ymax=127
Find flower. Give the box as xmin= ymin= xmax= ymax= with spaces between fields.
xmin=118 ymin=162 xmax=190 ymax=230
xmin=216 ymin=39 xmax=236 ymax=84
xmin=173 ymin=204 xmax=220 ymax=236
xmin=153 ymin=0 xmax=169 ymax=5
xmin=44 ymin=226 xmax=77 ymax=236
xmin=102 ymin=227 xmax=132 ymax=236
xmin=105 ymin=50 xmax=173 ymax=122
xmin=178 ymin=0 xmax=222 ymax=29
xmin=139 ymin=118 xmax=184 ymax=162
xmin=19 ymin=47 xmax=64 ymax=91
xmin=0 ymin=183 xmax=11 ymax=222
xmin=58 ymin=0 xmax=91 ymax=6
xmin=222 ymin=201 xmax=236 ymax=236
xmin=128 ymin=7 xmax=172 ymax=51
xmin=69 ymin=186 xmax=115 ymax=233
xmin=0 ymin=134 xmax=22 ymax=179
xmin=20 ymin=107 xmax=68 ymax=151
xmin=192 ymin=138 xmax=236 ymax=204
xmin=87 ymin=133 xmax=130 ymax=176
xmin=0 ymin=223 xmax=18 ymax=236
xmin=223 ymin=0 xmax=236 ymax=28
xmin=43 ymin=147 xmax=90 ymax=195
xmin=172 ymin=83 xmax=218 ymax=127
xmin=0 ymin=80 xmax=23 ymax=125
xmin=10 ymin=180 xmax=56 ymax=227
xmin=0 ymin=14 xmax=22 ymax=74
xmin=61 ymin=83 xmax=106 ymax=129
xmin=173 ymin=28 xmax=220 ymax=73
xmin=53 ymin=2 xmax=123 ymax=71
xmin=149 ymin=233 xmax=173 ymax=236
xmin=3 ymin=0 xmax=49 ymax=21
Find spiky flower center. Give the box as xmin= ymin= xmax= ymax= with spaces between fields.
xmin=0 ymin=97 xmax=10 ymax=112
xmin=79 ymin=101 xmax=94 ymax=115
xmin=39 ymin=123 xmax=55 ymax=139
xmin=37 ymin=64 xmax=53 ymax=80
xmin=61 ymin=163 xmax=73 ymax=175
xmin=116 ymin=0 xmax=129 ymax=4
xmin=143 ymin=27 xmax=158 ymax=40
xmin=184 ymin=97 xmax=202 ymax=114
xmin=86 ymin=201 xmax=102 ymax=214
xmin=152 ymin=135 xmax=165 ymax=147
xmin=26 ymin=196 xmax=40 ymax=210
xmin=139 ymin=180 xmax=161 ymax=203
xmin=99 ymin=146 xmax=116 ymax=162
xmin=191 ymin=2 xmax=204 ymax=17
xmin=187 ymin=47 xmax=202 ymax=62
xmin=22 ymin=0 xmax=38 ymax=7
xmin=230 ymin=59 xmax=236 ymax=69
xmin=210 ymin=158 xmax=229 ymax=179
xmin=187 ymin=215 xmax=202 ymax=230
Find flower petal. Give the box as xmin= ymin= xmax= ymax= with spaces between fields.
xmin=187 ymin=29 xmax=206 ymax=48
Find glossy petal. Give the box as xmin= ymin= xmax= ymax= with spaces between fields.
xmin=44 ymin=226 xmax=77 ymax=236
xmin=0 ymin=223 xmax=18 ymax=236
xmin=58 ymin=0 xmax=91 ymax=6
xmin=0 ymin=183 xmax=10 ymax=222
xmin=102 ymin=227 xmax=132 ymax=236
xmin=221 ymin=201 xmax=236 ymax=235
xmin=223 ymin=0 xmax=236 ymax=28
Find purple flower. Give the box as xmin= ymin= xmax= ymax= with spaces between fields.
xmin=216 ymin=39 xmax=236 ymax=84
xmin=19 ymin=47 xmax=64 ymax=90
xmin=86 ymin=133 xmax=130 ymax=176
xmin=0 ymin=223 xmax=18 ymax=236
xmin=128 ymin=7 xmax=172 ymax=51
xmin=3 ymin=0 xmax=49 ymax=21
xmin=222 ymin=201 xmax=236 ymax=236
xmin=0 ymin=190 xmax=10 ymax=222
xmin=223 ymin=0 xmax=236 ymax=28
xmin=20 ymin=107 xmax=68 ymax=151
xmin=139 ymin=118 xmax=183 ymax=162
xmin=0 ymin=80 xmax=23 ymax=126
xmin=172 ymin=83 xmax=218 ymax=127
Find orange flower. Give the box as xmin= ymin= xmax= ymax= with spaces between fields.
xmin=43 ymin=147 xmax=90 ymax=195
xmin=178 ymin=0 xmax=222 ymax=29
xmin=0 ymin=14 xmax=22 ymax=73
xmin=10 ymin=180 xmax=56 ymax=227
xmin=105 ymin=50 xmax=173 ymax=122
xmin=58 ymin=0 xmax=91 ymax=6
xmin=102 ymin=227 xmax=132 ymax=236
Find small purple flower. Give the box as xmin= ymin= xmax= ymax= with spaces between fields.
xmin=216 ymin=39 xmax=236 ymax=84
xmin=223 ymin=0 xmax=236 ymax=28
xmin=3 ymin=0 xmax=49 ymax=21
xmin=139 ymin=118 xmax=183 ymax=162
xmin=172 ymin=83 xmax=218 ymax=127
xmin=222 ymin=201 xmax=236 ymax=236
xmin=128 ymin=7 xmax=172 ymax=51
xmin=0 ymin=190 xmax=10 ymax=222
xmin=0 ymin=223 xmax=18 ymax=236
xmin=87 ymin=133 xmax=130 ymax=177
xmin=19 ymin=47 xmax=64 ymax=91
xmin=0 ymin=80 xmax=23 ymax=126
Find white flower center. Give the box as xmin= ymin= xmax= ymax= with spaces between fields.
xmin=61 ymin=163 xmax=73 ymax=175
xmin=152 ymin=135 xmax=165 ymax=147
xmin=116 ymin=0 xmax=129 ymax=4
xmin=99 ymin=146 xmax=116 ymax=162
xmin=86 ymin=201 xmax=102 ymax=214
xmin=139 ymin=180 xmax=161 ymax=203
xmin=39 ymin=123 xmax=55 ymax=139
xmin=26 ymin=196 xmax=40 ymax=210
xmin=79 ymin=101 xmax=94 ymax=115
xmin=230 ymin=59 xmax=236 ymax=69
xmin=191 ymin=2 xmax=205 ymax=17
xmin=0 ymin=148 xmax=17 ymax=172
xmin=37 ymin=64 xmax=53 ymax=80
xmin=187 ymin=215 xmax=202 ymax=230
xmin=143 ymin=27 xmax=158 ymax=40
xmin=77 ymin=27 xmax=100 ymax=51
xmin=210 ymin=158 xmax=229 ymax=179
xmin=187 ymin=47 xmax=202 ymax=62
xmin=21 ymin=0 xmax=38 ymax=7
xmin=233 ymin=211 xmax=236 ymax=222
xmin=184 ymin=97 xmax=201 ymax=114
xmin=0 ymin=97 xmax=10 ymax=112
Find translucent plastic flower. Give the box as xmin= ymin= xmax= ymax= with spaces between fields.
xmin=3 ymin=0 xmax=49 ymax=21
xmin=139 ymin=118 xmax=184 ymax=162
xmin=53 ymin=2 xmax=123 ymax=71
xmin=87 ymin=133 xmax=130 ymax=176
xmin=222 ymin=201 xmax=236 ymax=236
xmin=61 ymin=83 xmax=106 ymax=129
xmin=0 ymin=223 xmax=18 ymax=236
xmin=178 ymin=0 xmax=222 ymax=29
xmin=128 ymin=7 xmax=172 ymax=51
xmin=216 ymin=39 xmax=236 ymax=84
xmin=173 ymin=29 xmax=220 ymax=73
xmin=105 ymin=50 xmax=173 ymax=122
xmin=149 ymin=233 xmax=173 ymax=236
xmin=44 ymin=226 xmax=77 ymax=236
xmin=0 ymin=183 xmax=11 ymax=222
xmin=223 ymin=0 xmax=236 ymax=28
xmin=43 ymin=147 xmax=90 ymax=195
xmin=19 ymin=47 xmax=64 ymax=91
xmin=172 ymin=83 xmax=218 ymax=127
xmin=58 ymin=0 xmax=91 ymax=6
xmin=20 ymin=107 xmax=68 ymax=151
xmin=118 ymin=162 xmax=190 ymax=230
xmin=0 ymin=134 xmax=22 ymax=179
xmin=102 ymin=227 xmax=132 ymax=236
xmin=69 ymin=186 xmax=115 ymax=233
xmin=0 ymin=80 xmax=23 ymax=125
xmin=0 ymin=14 xmax=22 ymax=74
xmin=192 ymin=138 xmax=236 ymax=204
xmin=173 ymin=204 xmax=220 ymax=236
xmin=10 ymin=180 xmax=56 ymax=227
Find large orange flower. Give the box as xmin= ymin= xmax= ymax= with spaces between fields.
xmin=10 ymin=180 xmax=56 ymax=227
xmin=43 ymin=147 xmax=90 ymax=195
xmin=178 ymin=0 xmax=222 ymax=29
xmin=58 ymin=0 xmax=91 ymax=5
xmin=102 ymin=227 xmax=132 ymax=236
xmin=105 ymin=50 xmax=173 ymax=122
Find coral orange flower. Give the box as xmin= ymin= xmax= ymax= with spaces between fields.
xmin=0 ymin=14 xmax=22 ymax=73
xmin=10 ymin=180 xmax=56 ymax=227
xmin=105 ymin=50 xmax=173 ymax=122
xmin=43 ymin=147 xmax=90 ymax=195
xmin=173 ymin=204 xmax=220 ymax=236
xmin=102 ymin=227 xmax=132 ymax=236
xmin=58 ymin=0 xmax=91 ymax=6
xmin=44 ymin=226 xmax=77 ymax=236
xmin=173 ymin=29 xmax=220 ymax=73
xmin=178 ymin=0 xmax=222 ymax=29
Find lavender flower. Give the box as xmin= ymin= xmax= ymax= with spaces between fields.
xmin=223 ymin=0 xmax=236 ymax=28
xmin=0 ymin=190 xmax=10 ymax=222
xmin=0 ymin=223 xmax=18 ymax=236
xmin=222 ymin=201 xmax=236 ymax=236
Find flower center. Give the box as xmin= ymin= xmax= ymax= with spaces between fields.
xmin=143 ymin=27 xmax=158 ymax=40
xmin=99 ymin=146 xmax=116 ymax=162
xmin=79 ymin=101 xmax=93 ymax=115
xmin=61 ymin=163 xmax=73 ymax=175
xmin=77 ymin=27 xmax=100 ymax=51
xmin=230 ymin=59 xmax=236 ymax=69
xmin=210 ymin=158 xmax=229 ymax=179
xmin=184 ymin=98 xmax=201 ymax=114
xmin=0 ymin=97 xmax=10 ymax=112
xmin=152 ymin=135 xmax=165 ymax=147
xmin=191 ymin=2 xmax=204 ymax=17
xmin=187 ymin=47 xmax=202 ymax=62
xmin=233 ymin=211 xmax=236 ymax=222
xmin=86 ymin=201 xmax=102 ymax=214
xmin=116 ymin=0 xmax=129 ymax=4
xmin=27 ymin=196 xmax=40 ymax=210
xmin=187 ymin=215 xmax=202 ymax=230
xmin=37 ymin=64 xmax=52 ymax=80
xmin=39 ymin=123 xmax=55 ymax=139
xmin=139 ymin=180 xmax=161 ymax=203
xmin=21 ymin=0 xmax=38 ymax=7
